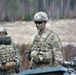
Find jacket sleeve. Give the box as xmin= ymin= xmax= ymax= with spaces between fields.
xmin=11 ymin=41 xmax=20 ymax=73
xmin=47 ymin=32 xmax=63 ymax=65
xmin=52 ymin=33 xmax=63 ymax=65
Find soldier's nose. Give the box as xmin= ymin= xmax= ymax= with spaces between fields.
xmin=36 ymin=24 xmax=39 ymax=27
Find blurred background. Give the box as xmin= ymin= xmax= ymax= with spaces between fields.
xmin=0 ymin=0 xmax=76 ymax=21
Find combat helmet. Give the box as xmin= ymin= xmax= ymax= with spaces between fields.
xmin=34 ymin=11 xmax=49 ymax=22
xmin=0 ymin=27 xmax=7 ymax=35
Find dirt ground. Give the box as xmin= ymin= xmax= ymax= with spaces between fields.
xmin=0 ymin=19 xmax=76 ymax=46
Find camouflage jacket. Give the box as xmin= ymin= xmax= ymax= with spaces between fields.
xmin=0 ymin=41 xmax=19 ymax=69
xmin=30 ymin=29 xmax=62 ymax=66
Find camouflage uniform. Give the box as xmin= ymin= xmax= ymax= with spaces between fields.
xmin=30 ymin=29 xmax=62 ymax=69
xmin=0 ymin=41 xmax=20 ymax=75
xmin=0 ymin=69 xmax=15 ymax=75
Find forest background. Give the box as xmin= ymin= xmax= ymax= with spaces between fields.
xmin=0 ymin=0 xmax=76 ymax=21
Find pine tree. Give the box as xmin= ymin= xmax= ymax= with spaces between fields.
xmin=5 ymin=0 xmax=19 ymax=21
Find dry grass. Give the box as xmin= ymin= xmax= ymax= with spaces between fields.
xmin=0 ymin=19 xmax=76 ymax=46
xmin=17 ymin=44 xmax=31 ymax=71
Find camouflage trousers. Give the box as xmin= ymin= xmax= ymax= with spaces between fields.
xmin=30 ymin=62 xmax=54 ymax=69
xmin=0 ymin=69 xmax=17 ymax=75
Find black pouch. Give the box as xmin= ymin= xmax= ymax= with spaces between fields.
xmin=0 ymin=36 xmax=11 ymax=45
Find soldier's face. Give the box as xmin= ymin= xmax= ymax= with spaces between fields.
xmin=0 ymin=32 xmax=6 ymax=37
xmin=34 ymin=21 xmax=46 ymax=30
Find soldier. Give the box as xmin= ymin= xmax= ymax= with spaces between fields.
xmin=28 ymin=11 xmax=63 ymax=69
xmin=0 ymin=27 xmax=20 ymax=75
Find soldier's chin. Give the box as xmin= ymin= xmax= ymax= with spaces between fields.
xmin=37 ymin=27 xmax=40 ymax=30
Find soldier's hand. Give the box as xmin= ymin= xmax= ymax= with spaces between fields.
xmin=4 ymin=61 xmax=16 ymax=70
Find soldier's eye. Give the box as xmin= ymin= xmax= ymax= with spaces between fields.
xmin=34 ymin=21 xmax=43 ymax=24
